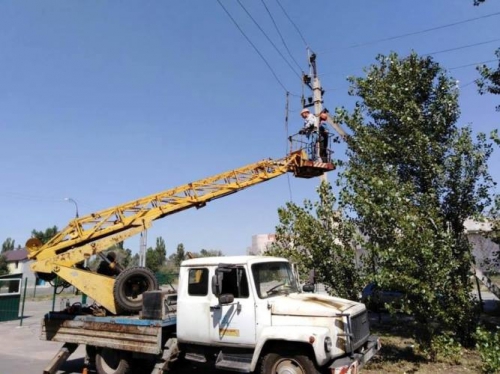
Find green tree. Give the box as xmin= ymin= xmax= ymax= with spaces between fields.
xmin=145 ymin=247 xmax=160 ymax=272
xmin=145 ymin=237 xmax=167 ymax=272
xmin=199 ymin=249 xmax=224 ymax=257
xmin=129 ymin=253 xmax=140 ymax=268
xmin=477 ymin=48 xmax=500 ymax=111
xmin=1 ymin=238 xmax=15 ymax=253
xmin=31 ymin=226 xmax=58 ymax=244
xmin=0 ymin=254 xmax=8 ymax=275
xmin=338 ymin=52 xmax=496 ymax=354
xmin=155 ymin=237 xmax=167 ymax=262
xmin=267 ymin=182 xmax=362 ymax=301
xmin=174 ymin=243 xmax=185 ymax=268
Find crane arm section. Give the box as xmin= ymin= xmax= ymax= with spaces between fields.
xmin=28 ymin=150 xmax=329 ymax=261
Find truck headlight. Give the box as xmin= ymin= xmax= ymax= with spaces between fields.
xmin=324 ymin=336 xmax=332 ymax=353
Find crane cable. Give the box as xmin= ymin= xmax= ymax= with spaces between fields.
xmin=284 ymin=91 xmax=293 ymax=202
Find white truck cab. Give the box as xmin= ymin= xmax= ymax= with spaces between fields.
xmin=176 ymin=255 xmax=379 ymax=374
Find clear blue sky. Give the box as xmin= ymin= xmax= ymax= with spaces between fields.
xmin=1 ymin=1 xmax=499 ymax=256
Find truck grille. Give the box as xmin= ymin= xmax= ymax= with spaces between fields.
xmin=350 ymin=311 xmax=370 ymax=350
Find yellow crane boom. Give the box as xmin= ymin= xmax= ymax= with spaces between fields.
xmin=26 ymin=148 xmax=334 ymax=314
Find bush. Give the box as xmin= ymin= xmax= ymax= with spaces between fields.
xmin=429 ymin=334 xmax=462 ymax=363
xmin=474 ymin=326 xmax=500 ymax=373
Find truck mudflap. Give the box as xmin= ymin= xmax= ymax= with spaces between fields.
xmin=329 ymin=335 xmax=381 ymax=374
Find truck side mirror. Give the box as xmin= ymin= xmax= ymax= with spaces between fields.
xmin=212 ymin=272 xmax=224 ymax=297
xmin=303 ymin=283 xmax=315 ymax=293
xmin=212 ymin=266 xmax=232 ymax=297
xmin=218 ymin=293 xmax=234 ymax=305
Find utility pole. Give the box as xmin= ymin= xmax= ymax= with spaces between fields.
xmin=139 ymin=230 xmax=147 ymax=267
xmin=309 ymin=51 xmax=324 ymax=124
xmin=304 ymin=50 xmax=326 ymax=182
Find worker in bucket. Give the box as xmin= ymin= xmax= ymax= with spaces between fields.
xmin=318 ymin=111 xmax=330 ymax=162
xmin=299 ymin=108 xmax=320 ymax=161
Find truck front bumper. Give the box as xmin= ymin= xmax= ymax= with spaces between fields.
xmin=329 ymin=335 xmax=381 ymax=374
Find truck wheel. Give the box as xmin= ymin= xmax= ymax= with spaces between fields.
xmin=113 ymin=266 xmax=158 ymax=313
xmin=95 ymin=348 xmax=131 ymax=374
xmin=260 ymin=351 xmax=321 ymax=374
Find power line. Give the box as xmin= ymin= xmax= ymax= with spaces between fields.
xmin=319 ymin=11 xmax=500 ymax=53
xmin=320 ymin=46 xmax=500 ymax=79
xmin=216 ymin=0 xmax=290 ymax=93
xmin=423 ymin=38 xmax=500 ymax=57
xmin=235 ymin=0 xmax=302 ymax=79
xmin=275 ymin=0 xmax=309 ymax=48
xmin=460 ymin=79 xmax=477 ymax=89
xmin=260 ymin=0 xmax=304 ymax=73
xmin=450 ymin=59 xmax=498 ymax=70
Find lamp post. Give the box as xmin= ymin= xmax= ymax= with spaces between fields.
xmin=64 ymin=197 xmax=79 ymax=218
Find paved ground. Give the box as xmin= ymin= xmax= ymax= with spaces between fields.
xmin=0 ymin=292 xmax=498 ymax=374
xmin=0 ymin=297 xmax=87 ymax=374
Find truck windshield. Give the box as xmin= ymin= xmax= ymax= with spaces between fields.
xmin=251 ymin=262 xmax=299 ymax=299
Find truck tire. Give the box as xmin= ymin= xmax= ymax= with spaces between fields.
xmin=260 ymin=350 xmax=321 ymax=374
xmin=95 ymin=348 xmax=131 ymax=374
xmin=113 ymin=266 xmax=158 ymax=313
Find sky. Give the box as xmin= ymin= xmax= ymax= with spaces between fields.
xmin=1 ymin=1 xmax=499 ymax=257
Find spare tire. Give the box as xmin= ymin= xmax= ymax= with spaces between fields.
xmin=113 ymin=267 xmax=158 ymax=313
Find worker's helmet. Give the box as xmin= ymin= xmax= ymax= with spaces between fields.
xmin=106 ymin=251 xmax=116 ymax=261
xmin=300 ymin=108 xmax=310 ymax=115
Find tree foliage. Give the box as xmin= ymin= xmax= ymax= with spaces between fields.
xmin=267 ymin=182 xmax=362 ymax=300
xmin=174 ymin=243 xmax=185 ymax=268
xmin=477 ymin=48 xmax=500 ymax=111
xmin=1 ymin=238 xmax=15 ymax=253
xmin=199 ymin=249 xmax=224 ymax=257
xmin=0 ymin=254 xmax=8 ymax=275
xmin=146 ymin=237 xmax=167 ymax=273
xmin=31 ymin=226 xmax=58 ymax=244
xmin=337 ymin=52 xmax=496 ymax=354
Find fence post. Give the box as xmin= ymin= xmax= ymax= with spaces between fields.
xmin=33 ymin=280 xmax=37 ymax=298
xmin=19 ymin=278 xmax=28 ymax=327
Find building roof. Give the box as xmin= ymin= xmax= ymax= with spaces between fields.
xmin=3 ymin=248 xmax=28 ymax=262
xmin=464 ymin=218 xmax=493 ymax=234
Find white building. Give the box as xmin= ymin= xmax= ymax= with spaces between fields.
xmin=248 ymin=234 xmax=276 ymax=256
xmin=3 ymin=248 xmax=40 ymax=285
xmin=464 ymin=218 xmax=499 ymax=273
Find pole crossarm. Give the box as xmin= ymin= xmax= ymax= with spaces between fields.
xmin=28 ymin=151 xmax=307 ymax=260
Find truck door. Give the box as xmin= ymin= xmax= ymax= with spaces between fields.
xmin=210 ymin=266 xmax=256 ymax=346
xmin=177 ymin=267 xmax=212 ymax=344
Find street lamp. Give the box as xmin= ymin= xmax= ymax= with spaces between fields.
xmin=64 ymin=197 xmax=79 ymax=218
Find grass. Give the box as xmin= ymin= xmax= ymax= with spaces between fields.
xmin=361 ymin=303 xmax=500 ymax=374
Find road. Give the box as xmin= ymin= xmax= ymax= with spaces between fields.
xmin=0 ymin=292 xmax=498 ymax=374
xmin=0 ymin=297 xmax=220 ymax=374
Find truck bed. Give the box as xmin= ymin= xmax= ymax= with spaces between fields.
xmin=41 ymin=312 xmax=177 ymax=355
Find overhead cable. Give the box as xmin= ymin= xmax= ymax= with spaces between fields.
xmin=217 ymin=0 xmax=291 ymax=93
xmin=318 ymin=11 xmax=500 ymax=53
xmin=260 ymin=0 xmax=304 ymax=73
xmin=275 ymin=0 xmax=309 ymax=48
xmin=320 ymin=48 xmax=500 ymax=78
xmin=449 ymin=59 xmax=499 ymax=70
xmin=423 ymin=38 xmax=500 ymax=56
xmin=235 ymin=0 xmax=302 ymax=79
